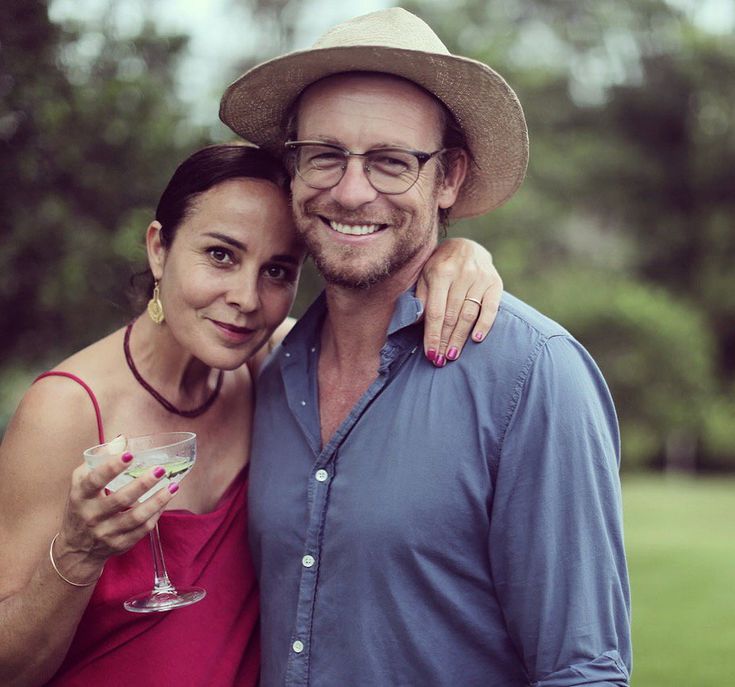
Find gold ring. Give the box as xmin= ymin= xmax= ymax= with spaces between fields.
xmin=463 ymin=297 xmax=482 ymax=307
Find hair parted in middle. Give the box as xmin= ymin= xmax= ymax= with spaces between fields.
xmin=131 ymin=143 xmax=290 ymax=310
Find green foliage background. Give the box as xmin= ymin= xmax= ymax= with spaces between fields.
xmin=1 ymin=0 xmax=734 ymax=473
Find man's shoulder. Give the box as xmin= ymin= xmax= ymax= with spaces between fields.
xmin=496 ymin=292 xmax=570 ymax=341
xmin=454 ymin=290 xmax=606 ymax=397
xmin=476 ymin=291 xmax=571 ymax=368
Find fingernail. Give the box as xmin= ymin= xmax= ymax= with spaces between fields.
xmin=446 ymin=347 xmax=459 ymax=360
xmin=168 ymin=483 xmax=179 ymax=494
xmin=121 ymin=452 xmax=133 ymax=463
xmin=434 ymin=354 xmax=446 ymax=368
xmin=473 ymin=331 xmax=485 ymax=342
xmin=153 ymin=466 xmax=166 ymax=479
xmin=426 ymin=348 xmax=437 ymax=363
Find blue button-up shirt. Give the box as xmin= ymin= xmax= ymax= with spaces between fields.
xmin=249 ymin=290 xmax=631 ymax=686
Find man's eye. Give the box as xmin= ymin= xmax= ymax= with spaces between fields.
xmin=370 ymin=153 xmax=413 ymax=175
xmin=306 ymin=151 xmax=344 ymax=169
xmin=207 ymin=247 xmax=234 ymax=264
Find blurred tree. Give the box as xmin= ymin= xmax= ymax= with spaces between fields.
xmin=522 ymin=270 xmax=716 ymax=471
xmin=0 ymin=0 xmax=206 ymax=373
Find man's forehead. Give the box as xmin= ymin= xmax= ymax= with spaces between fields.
xmin=296 ymin=72 xmax=445 ymax=139
xmin=300 ymin=72 xmax=440 ymax=107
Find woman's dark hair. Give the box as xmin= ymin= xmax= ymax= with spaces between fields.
xmin=157 ymin=143 xmax=288 ymax=247
xmin=131 ymin=143 xmax=289 ymax=309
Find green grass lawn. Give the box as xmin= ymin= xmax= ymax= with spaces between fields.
xmin=623 ymin=475 xmax=735 ymax=686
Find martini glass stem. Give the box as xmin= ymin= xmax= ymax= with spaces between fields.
xmin=149 ymin=524 xmax=175 ymax=592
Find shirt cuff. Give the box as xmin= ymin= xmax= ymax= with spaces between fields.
xmin=532 ymin=650 xmax=630 ymax=686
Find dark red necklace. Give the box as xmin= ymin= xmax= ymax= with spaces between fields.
xmin=123 ymin=322 xmax=224 ymax=418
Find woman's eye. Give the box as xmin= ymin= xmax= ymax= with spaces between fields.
xmin=264 ymin=264 xmax=293 ymax=282
xmin=207 ymin=247 xmax=234 ymax=264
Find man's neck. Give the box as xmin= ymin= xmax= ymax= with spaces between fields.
xmin=316 ymin=245 xmax=431 ymax=446
xmin=319 ymin=244 xmax=433 ymax=369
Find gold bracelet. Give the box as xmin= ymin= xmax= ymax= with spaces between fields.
xmin=49 ymin=533 xmax=103 ymax=588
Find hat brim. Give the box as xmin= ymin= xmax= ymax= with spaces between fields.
xmin=220 ymin=45 xmax=529 ymax=219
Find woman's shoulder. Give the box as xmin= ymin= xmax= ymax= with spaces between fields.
xmin=0 ymin=336 xmax=124 ymax=514
xmin=54 ymin=327 xmax=125 ymax=375
xmin=214 ymin=362 xmax=255 ymax=418
xmin=20 ymin=328 xmax=127 ymax=436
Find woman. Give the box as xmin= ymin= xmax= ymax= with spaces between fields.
xmin=0 ymin=144 xmax=501 ymax=686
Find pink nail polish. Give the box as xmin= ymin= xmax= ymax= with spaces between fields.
xmin=168 ymin=483 xmax=179 ymax=494
xmin=153 ymin=466 xmax=166 ymax=479
xmin=426 ymin=348 xmax=437 ymax=363
xmin=447 ymin=347 xmax=459 ymax=360
xmin=121 ymin=452 xmax=133 ymax=463
xmin=434 ymin=354 xmax=446 ymax=368
xmin=473 ymin=331 xmax=485 ymax=342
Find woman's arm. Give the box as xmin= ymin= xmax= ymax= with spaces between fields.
xmin=416 ymin=238 xmax=502 ymax=366
xmin=0 ymin=379 xmax=177 ymax=686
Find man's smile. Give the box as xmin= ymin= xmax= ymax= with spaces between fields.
xmin=325 ymin=219 xmax=387 ymax=236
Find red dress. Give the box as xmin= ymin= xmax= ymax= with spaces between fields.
xmin=36 ymin=372 xmax=260 ymax=687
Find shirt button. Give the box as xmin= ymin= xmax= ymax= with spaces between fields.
xmin=300 ymin=400 xmax=307 ymax=406
xmin=315 ymin=469 xmax=329 ymax=482
xmin=284 ymin=352 xmax=291 ymax=358
xmin=292 ymin=640 xmax=304 ymax=654
xmin=302 ymin=554 xmax=316 ymax=568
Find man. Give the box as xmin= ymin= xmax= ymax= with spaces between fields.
xmin=220 ymin=8 xmax=631 ymax=686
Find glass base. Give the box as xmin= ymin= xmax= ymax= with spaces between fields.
xmin=124 ymin=586 xmax=206 ymax=613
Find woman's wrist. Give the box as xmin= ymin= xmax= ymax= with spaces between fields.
xmin=49 ymin=532 xmax=105 ymax=588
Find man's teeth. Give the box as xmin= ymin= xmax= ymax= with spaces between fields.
xmin=329 ymin=221 xmax=381 ymax=236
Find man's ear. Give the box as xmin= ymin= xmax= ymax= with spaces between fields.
xmin=437 ymin=150 xmax=469 ymax=210
xmin=145 ymin=221 xmax=166 ymax=280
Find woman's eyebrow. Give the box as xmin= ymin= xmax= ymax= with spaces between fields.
xmin=203 ymin=232 xmax=246 ymax=250
xmin=203 ymin=232 xmax=300 ymax=265
xmin=271 ymin=254 xmax=301 ymax=265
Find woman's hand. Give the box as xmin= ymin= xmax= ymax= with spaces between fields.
xmin=54 ymin=452 xmax=178 ymax=583
xmin=416 ymin=238 xmax=503 ymax=366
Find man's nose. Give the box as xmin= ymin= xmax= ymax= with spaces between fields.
xmin=329 ymin=157 xmax=379 ymax=209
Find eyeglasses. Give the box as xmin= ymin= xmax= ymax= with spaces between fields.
xmin=285 ymin=140 xmax=449 ymax=195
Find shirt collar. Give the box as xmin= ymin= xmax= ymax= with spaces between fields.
xmin=282 ymin=286 xmax=424 ymax=353
xmin=387 ymin=287 xmax=424 ymax=337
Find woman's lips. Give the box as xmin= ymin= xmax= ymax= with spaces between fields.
xmin=210 ymin=319 xmax=256 ymax=343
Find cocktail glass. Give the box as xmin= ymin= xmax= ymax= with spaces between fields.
xmin=84 ymin=431 xmax=206 ymax=613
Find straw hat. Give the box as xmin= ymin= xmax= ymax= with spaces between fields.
xmin=219 ymin=7 xmax=528 ymax=219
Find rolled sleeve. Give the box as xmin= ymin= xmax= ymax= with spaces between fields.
xmin=490 ymin=334 xmax=632 ymax=686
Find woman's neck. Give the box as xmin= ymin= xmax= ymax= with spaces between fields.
xmin=127 ymin=316 xmax=216 ymax=406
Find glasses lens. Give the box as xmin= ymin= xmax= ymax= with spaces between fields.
xmin=295 ymin=145 xmax=346 ymax=189
xmin=290 ymin=144 xmax=425 ymax=194
xmin=366 ymin=149 xmax=420 ymax=193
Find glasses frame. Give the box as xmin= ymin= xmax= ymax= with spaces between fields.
xmin=284 ymin=140 xmax=450 ymax=195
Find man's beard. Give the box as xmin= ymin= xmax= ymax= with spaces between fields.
xmin=297 ymin=200 xmax=436 ymax=291
xmin=311 ymin=244 xmax=395 ymax=290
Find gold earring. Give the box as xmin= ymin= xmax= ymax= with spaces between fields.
xmin=147 ymin=280 xmax=165 ymax=325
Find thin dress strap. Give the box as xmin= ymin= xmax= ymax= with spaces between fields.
xmin=33 ymin=371 xmax=105 ymax=444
